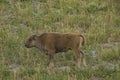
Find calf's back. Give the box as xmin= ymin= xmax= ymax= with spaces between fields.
xmin=36 ymin=33 xmax=84 ymax=53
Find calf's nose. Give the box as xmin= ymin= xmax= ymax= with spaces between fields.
xmin=25 ymin=44 xmax=28 ymax=47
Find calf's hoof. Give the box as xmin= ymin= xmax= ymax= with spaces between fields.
xmin=47 ymin=62 xmax=54 ymax=70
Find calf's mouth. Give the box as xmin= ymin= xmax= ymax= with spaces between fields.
xmin=25 ymin=44 xmax=31 ymax=48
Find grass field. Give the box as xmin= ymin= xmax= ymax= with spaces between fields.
xmin=0 ymin=0 xmax=120 ymax=80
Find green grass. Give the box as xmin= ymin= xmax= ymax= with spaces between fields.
xmin=0 ymin=0 xmax=120 ymax=80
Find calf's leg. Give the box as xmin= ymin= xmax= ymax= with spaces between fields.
xmin=74 ymin=49 xmax=82 ymax=68
xmin=74 ymin=49 xmax=87 ymax=68
xmin=79 ymin=51 xmax=87 ymax=67
xmin=47 ymin=50 xmax=55 ymax=70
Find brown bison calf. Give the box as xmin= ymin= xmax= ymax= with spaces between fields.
xmin=25 ymin=32 xmax=86 ymax=69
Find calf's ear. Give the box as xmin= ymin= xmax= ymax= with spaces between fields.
xmin=32 ymin=35 xmax=37 ymax=40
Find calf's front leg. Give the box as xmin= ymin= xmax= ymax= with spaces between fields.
xmin=47 ymin=50 xmax=55 ymax=70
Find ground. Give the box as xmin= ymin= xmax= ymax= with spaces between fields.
xmin=0 ymin=0 xmax=120 ymax=80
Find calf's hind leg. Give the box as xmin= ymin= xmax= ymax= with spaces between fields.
xmin=74 ymin=49 xmax=86 ymax=68
xmin=79 ymin=51 xmax=87 ymax=67
xmin=74 ymin=49 xmax=82 ymax=68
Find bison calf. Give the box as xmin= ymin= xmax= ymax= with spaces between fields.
xmin=25 ymin=32 xmax=86 ymax=69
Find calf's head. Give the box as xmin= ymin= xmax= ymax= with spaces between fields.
xmin=25 ymin=35 xmax=37 ymax=48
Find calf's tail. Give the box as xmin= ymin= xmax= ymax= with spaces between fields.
xmin=79 ymin=35 xmax=85 ymax=46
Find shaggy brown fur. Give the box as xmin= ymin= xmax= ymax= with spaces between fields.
xmin=25 ymin=32 xmax=86 ymax=69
